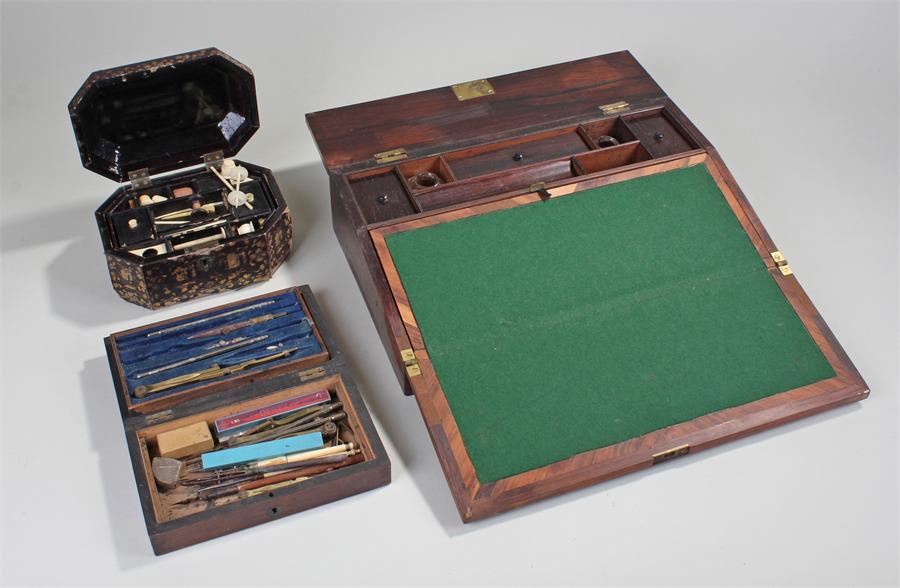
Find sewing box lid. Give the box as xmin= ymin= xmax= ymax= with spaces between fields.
xmin=69 ymin=47 xmax=260 ymax=183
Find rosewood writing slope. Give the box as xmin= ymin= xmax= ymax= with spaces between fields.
xmin=306 ymin=51 xmax=868 ymax=521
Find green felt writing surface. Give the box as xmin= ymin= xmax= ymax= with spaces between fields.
xmin=385 ymin=165 xmax=834 ymax=483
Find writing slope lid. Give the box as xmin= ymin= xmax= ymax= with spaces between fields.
xmin=69 ymin=48 xmax=259 ymax=182
xmin=306 ymin=50 xmax=665 ymax=174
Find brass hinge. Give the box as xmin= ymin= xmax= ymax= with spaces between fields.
xmin=652 ymin=444 xmax=690 ymax=464
xmin=599 ymin=101 xmax=630 ymax=115
xmin=374 ymin=148 xmax=408 ymax=164
xmin=400 ymin=348 xmax=421 ymax=377
xmin=127 ymin=168 xmax=151 ymax=190
xmin=145 ymin=409 xmax=173 ymax=425
xmin=451 ymin=79 xmax=495 ymax=101
xmin=771 ymin=251 xmax=793 ymax=276
xmin=298 ymin=366 xmax=327 ymax=382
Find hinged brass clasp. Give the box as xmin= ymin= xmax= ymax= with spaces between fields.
xmin=771 ymin=251 xmax=793 ymax=276
xmin=451 ymin=79 xmax=495 ymax=101
xmin=652 ymin=444 xmax=690 ymax=464
xmin=145 ymin=409 xmax=173 ymax=425
xmin=374 ymin=148 xmax=408 ymax=164
xmin=298 ymin=366 xmax=327 ymax=382
xmin=599 ymin=101 xmax=630 ymax=115
xmin=400 ymin=348 xmax=421 ymax=377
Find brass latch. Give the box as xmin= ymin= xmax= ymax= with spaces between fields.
xmin=374 ymin=148 xmax=408 ymax=164
xmin=400 ymin=348 xmax=421 ymax=377
xmin=771 ymin=251 xmax=793 ymax=276
xmin=652 ymin=444 xmax=690 ymax=464
xmin=298 ymin=366 xmax=327 ymax=382
xmin=599 ymin=101 xmax=630 ymax=115
xmin=451 ymin=79 xmax=495 ymax=101
xmin=145 ymin=409 xmax=173 ymax=425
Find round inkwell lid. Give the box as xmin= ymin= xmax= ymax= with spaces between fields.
xmin=68 ymin=48 xmax=260 ymax=183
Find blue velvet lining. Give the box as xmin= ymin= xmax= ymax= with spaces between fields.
xmin=115 ymin=292 xmax=323 ymax=403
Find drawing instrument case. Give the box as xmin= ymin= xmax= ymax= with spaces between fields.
xmin=104 ymin=285 xmax=390 ymax=554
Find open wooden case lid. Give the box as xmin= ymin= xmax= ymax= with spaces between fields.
xmin=306 ymin=51 xmax=665 ymax=174
xmin=105 ymin=286 xmax=334 ymax=420
xmin=69 ymin=48 xmax=259 ymax=183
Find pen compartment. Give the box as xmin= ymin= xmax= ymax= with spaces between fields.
xmin=133 ymin=375 xmax=375 ymax=524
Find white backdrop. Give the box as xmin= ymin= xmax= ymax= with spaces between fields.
xmin=1 ymin=1 xmax=897 ymax=585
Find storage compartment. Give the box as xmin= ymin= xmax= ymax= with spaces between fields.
xmin=105 ymin=285 xmax=390 ymax=554
xmin=135 ymin=375 xmax=375 ymax=524
xmin=397 ymin=156 xmax=455 ymax=192
xmin=578 ymin=118 xmax=637 ymax=149
xmin=445 ymin=128 xmax=590 ymax=179
xmin=347 ymin=170 xmax=417 ymax=224
xmin=623 ymin=110 xmax=696 ymax=158
xmin=572 ymin=142 xmax=651 ymax=175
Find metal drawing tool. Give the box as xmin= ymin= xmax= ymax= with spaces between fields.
xmin=224 ymin=401 xmax=341 ymax=444
xmin=133 ymin=347 xmax=298 ymax=397
xmin=187 ymin=311 xmax=289 ymax=340
xmin=145 ymin=300 xmax=276 ymax=337
xmin=133 ymin=335 xmax=268 ymax=379
xmin=236 ymin=451 xmax=362 ymax=492
xmin=226 ymin=416 xmax=342 ymax=448
xmin=238 ymin=477 xmax=308 ymax=499
xmin=227 ymin=412 xmax=346 ymax=447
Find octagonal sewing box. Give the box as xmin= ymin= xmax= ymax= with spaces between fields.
xmin=69 ymin=48 xmax=292 ymax=308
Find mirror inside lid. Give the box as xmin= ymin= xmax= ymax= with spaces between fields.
xmin=69 ymin=48 xmax=259 ymax=182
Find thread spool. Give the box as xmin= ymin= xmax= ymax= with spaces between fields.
xmin=237 ymin=222 xmax=255 ymax=235
xmin=151 ymin=195 xmax=168 ymax=203
xmin=127 ymin=218 xmax=139 ymax=229
xmin=228 ymin=166 xmax=249 ymax=186
xmin=221 ymin=159 xmax=236 ymax=176
xmin=227 ymin=190 xmax=248 ymax=208
xmin=138 ymin=194 xmax=153 ymax=206
xmin=227 ymin=190 xmax=253 ymax=210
